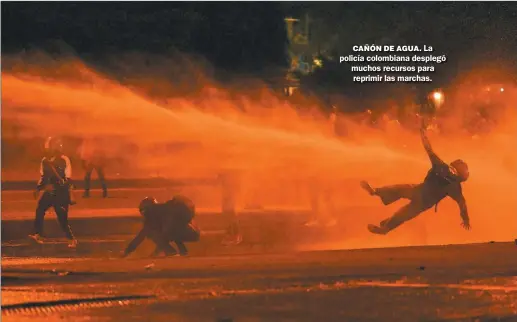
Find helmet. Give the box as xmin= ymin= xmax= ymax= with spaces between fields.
xmin=450 ymin=159 xmax=469 ymax=182
xmin=45 ymin=137 xmax=63 ymax=153
xmin=139 ymin=197 xmax=157 ymax=215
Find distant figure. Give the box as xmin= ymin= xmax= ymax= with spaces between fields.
xmin=219 ymin=171 xmax=243 ymax=246
xmin=79 ymin=137 xmax=108 ymax=198
xmin=329 ymin=105 xmax=349 ymax=138
xmin=29 ymin=137 xmax=78 ymax=248
xmin=304 ymin=177 xmax=337 ymax=227
xmin=362 ymin=121 xmax=471 ymax=235
xmin=122 ymin=196 xmax=201 ymax=257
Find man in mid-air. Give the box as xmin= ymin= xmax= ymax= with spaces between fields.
xmin=122 ymin=195 xmax=201 ymax=257
xmin=361 ymin=122 xmax=471 ymax=235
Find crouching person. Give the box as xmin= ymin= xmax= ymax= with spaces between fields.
xmin=122 ymin=196 xmax=200 ymax=258
xmin=154 ymin=195 xmax=201 ymax=256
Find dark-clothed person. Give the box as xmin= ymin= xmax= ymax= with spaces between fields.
xmin=122 ymin=196 xmax=200 ymax=257
xmin=29 ymin=137 xmax=78 ymax=248
xmin=304 ymin=177 xmax=337 ymax=227
xmin=80 ymin=137 xmax=108 ymax=198
xmin=219 ymin=171 xmax=243 ymax=246
xmin=362 ymin=125 xmax=471 ymax=234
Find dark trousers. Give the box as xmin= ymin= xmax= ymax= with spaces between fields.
xmin=152 ymin=224 xmax=200 ymax=255
xmin=376 ymin=184 xmax=431 ymax=232
xmin=224 ymin=210 xmax=240 ymax=236
xmin=149 ymin=234 xmax=181 ymax=256
xmin=34 ymin=191 xmax=75 ymax=240
xmin=83 ymin=162 xmax=107 ymax=195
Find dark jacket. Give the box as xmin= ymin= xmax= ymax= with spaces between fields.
xmin=420 ymin=131 xmax=469 ymax=222
xmin=123 ymin=199 xmax=196 ymax=256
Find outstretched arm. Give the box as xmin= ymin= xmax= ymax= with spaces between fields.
xmin=34 ymin=160 xmax=44 ymax=200
xmin=449 ymin=185 xmax=471 ymax=230
xmin=122 ymin=227 xmax=148 ymax=257
xmin=420 ymin=125 xmax=446 ymax=168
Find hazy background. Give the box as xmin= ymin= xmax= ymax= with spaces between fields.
xmin=2 ymin=2 xmax=516 ymax=247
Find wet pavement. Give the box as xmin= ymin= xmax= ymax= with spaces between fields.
xmin=2 ymin=242 xmax=517 ymax=321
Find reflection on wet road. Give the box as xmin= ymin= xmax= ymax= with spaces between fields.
xmin=2 ymin=242 xmax=517 ymax=321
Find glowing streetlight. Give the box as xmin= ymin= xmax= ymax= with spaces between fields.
xmin=313 ymin=58 xmax=323 ymax=67
xmin=430 ymin=90 xmax=444 ymax=109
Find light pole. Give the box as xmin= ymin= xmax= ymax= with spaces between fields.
xmin=284 ymin=17 xmax=300 ymax=42
xmin=430 ymin=90 xmax=444 ymax=110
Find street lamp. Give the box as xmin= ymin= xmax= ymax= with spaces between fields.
xmin=430 ymin=90 xmax=444 ymax=109
xmin=284 ymin=17 xmax=300 ymax=41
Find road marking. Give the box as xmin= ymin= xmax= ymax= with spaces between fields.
xmin=174 ymin=279 xmax=517 ymax=301
xmin=1 ymin=294 xmax=155 ymax=316
xmin=353 ymin=281 xmax=517 ymax=292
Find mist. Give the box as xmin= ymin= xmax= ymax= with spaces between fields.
xmin=2 ymin=52 xmax=516 ymax=249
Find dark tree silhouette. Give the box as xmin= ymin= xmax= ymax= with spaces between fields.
xmin=2 ymin=3 xmax=289 ymax=75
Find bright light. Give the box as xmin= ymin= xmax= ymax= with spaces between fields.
xmin=313 ymin=59 xmax=323 ymax=67
xmin=432 ymin=91 xmax=443 ymax=101
xmin=500 ymin=87 xmax=504 ymax=92
xmin=429 ymin=90 xmax=444 ymax=109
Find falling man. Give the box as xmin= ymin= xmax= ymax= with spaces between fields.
xmin=361 ymin=122 xmax=471 ymax=235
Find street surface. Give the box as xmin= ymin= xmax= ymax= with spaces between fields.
xmin=1 ymin=186 xmax=312 ymax=214
xmin=1 ymin=187 xmax=226 ymax=213
xmin=2 ymin=242 xmax=517 ymax=321
xmin=0 ymin=186 xmax=480 ymax=252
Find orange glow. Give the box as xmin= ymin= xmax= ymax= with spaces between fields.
xmin=2 ymin=52 xmax=516 ymax=249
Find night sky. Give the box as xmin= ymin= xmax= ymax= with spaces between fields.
xmin=3 ymin=2 xmax=517 ymax=94
xmin=2 ymin=2 xmax=288 ymax=72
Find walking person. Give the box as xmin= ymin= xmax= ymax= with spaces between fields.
xmin=29 ymin=137 xmax=78 ymax=248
